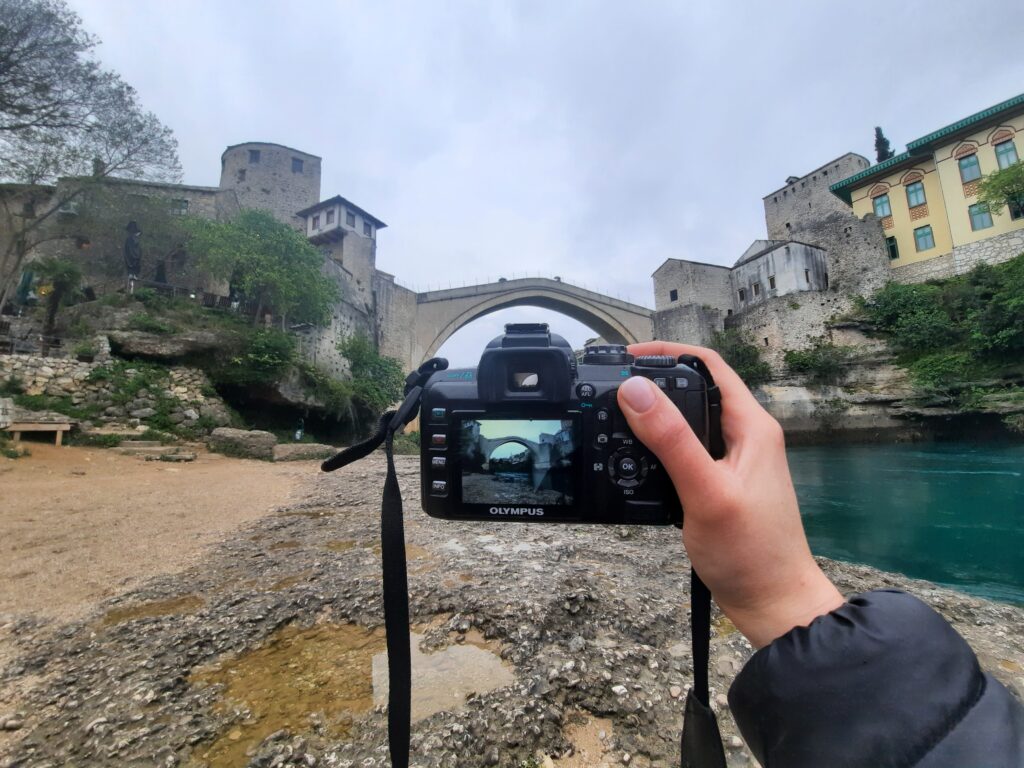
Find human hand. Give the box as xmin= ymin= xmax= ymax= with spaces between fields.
xmin=616 ymin=341 xmax=843 ymax=648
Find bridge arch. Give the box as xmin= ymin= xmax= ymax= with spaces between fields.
xmin=419 ymin=284 xmax=647 ymax=365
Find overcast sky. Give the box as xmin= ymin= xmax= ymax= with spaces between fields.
xmin=69 ymin=0 xmax=1024 ymax=366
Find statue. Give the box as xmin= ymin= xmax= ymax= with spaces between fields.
xmin=123 ymin=221 xmax=142 ymax=290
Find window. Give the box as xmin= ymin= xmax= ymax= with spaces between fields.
xmin=872 ymin=193 xmax=891 ymax=218
xmin=346 ymin=210 xmax=356 ymax=226
xmin=326 ymin=209 xmax=335 ymax=225
xmin=292 ymin=157 xmax=304 ymax=173
xmin=958 ymin=154 xmax=981 ymax=183
xmin=727 ymin=309 xmax=733 ymax=316
xmin=363 ymin=221 xmax=372 ymax=237
xmin=738 ymin=288 xmax=746 ymax=302
xmin=669 ymin=289 xmax=678 ymax=302
xmin=914 ymin=225 xmax=935 ymax=252
xmin=886 ymin=236 xmax=899 ymax=261
xmin=236 ymin=169 xmax=246 ymax=182
xmin=969 ymin=203 xmax=993 ymax=231
xmin=768 ymin=275 xmax=776 ymax=290
xmin=248 ymin=149 xmax=260 ymax=163
xmin=996 ymin=140 xmax=1019 ymax=170
xmin=906 ymin=181 xmax=926 ymax=208
xmin=763 ymin=338 xmax=769 ymax=347
xmin=804 ymin=269 xmax=810 ymax=284
xmin=312 ymin=214 xmax=320 ymax=229
xmin=753 ymin=282 xmax=761 ymax=296
xmin=170 ymin=199 xmax=189 ymax=216
xmin=1010 ymin=198 xmax=1024 ymax=221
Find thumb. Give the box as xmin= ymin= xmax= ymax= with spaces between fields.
xmin=616 ymin=376 xmax=718 ymax=506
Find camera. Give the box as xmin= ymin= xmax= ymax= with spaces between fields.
xmin=419 ymin=323 xmax=723 ymax=526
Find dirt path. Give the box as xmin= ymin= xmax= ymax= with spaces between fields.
xmin=0 ymin=444 xmax=314 ymax=623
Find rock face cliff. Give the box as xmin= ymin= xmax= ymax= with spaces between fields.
xmin=758 ymin=355 xmax=1024 ymax=443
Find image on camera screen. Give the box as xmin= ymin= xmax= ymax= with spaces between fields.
xmin=460 ymin=419 xmax=578 ymax=506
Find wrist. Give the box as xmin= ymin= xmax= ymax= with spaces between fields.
xmin=724 ymin=569 xmax=844 ymax=649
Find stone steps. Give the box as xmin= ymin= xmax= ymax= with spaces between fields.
xmin=118 ymin=440 xmax=163 ymax=449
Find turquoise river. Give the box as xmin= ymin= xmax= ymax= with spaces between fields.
xmin=788 ymin=441 xmax=1024 ymax=605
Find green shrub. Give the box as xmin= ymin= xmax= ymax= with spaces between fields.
xmin=710 ymin=330 xmax=772 ymax=386
xmin=128 ymin=312 xmax=177 ymax=335
xmin=13 ymin=393 xmax=98 ymax=421
xmin=1 ymin=376 xmax=25 ymax=396
xmin=907 ymin=351 xmax=973 ymax=389
xmin=69 ymin=433 xmax=123 ymax=448
xmin=391 ymin=430 xmax=420 ymax=455
xmin=213 ymin=329 xmax=296 ymax=387
xmin=783 ymin=340 xmax=852 ymax=385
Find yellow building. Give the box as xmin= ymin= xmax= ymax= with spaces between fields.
xmin=831 ymin=93 xmax=1024 ymax=282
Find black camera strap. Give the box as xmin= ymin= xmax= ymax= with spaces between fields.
xmin=322 ymin=361 xmax=726 ymax=768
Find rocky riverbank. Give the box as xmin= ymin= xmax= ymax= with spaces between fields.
xmin=1 ymin=453 xmax=1022 ymax=768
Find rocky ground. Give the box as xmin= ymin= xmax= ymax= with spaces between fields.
xmin=0 ymin=452 xmax=1022 ymax=768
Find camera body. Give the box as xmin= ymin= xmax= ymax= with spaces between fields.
xmin=419 ymin=324 xmax=723 ymax=526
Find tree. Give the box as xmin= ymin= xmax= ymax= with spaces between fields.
xmin=874 ymin=127 xmax=895 ymax=163
xmin=976 ymin=161 xmax=1024 ymax=217
xmin=185 ymin=209 xmax=339 ymax=325
xmin=33 ymin=256 xmax=81 ymax=355
xmin=0 ymin=0 xmax=181 ymax=306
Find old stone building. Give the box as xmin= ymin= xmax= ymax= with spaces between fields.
xmin=653 ymin=151 xmax=891 ymax=369
xmin=219 ymin=143 xmax=322 ymax=229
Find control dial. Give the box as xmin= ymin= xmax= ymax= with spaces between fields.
xmin=634 ymin=355 xmax=676 ymax=368
xmin=583 ymin=345 xmax=633 ymax=365
xmin=607 ymin=448 xmax=649 ymax=488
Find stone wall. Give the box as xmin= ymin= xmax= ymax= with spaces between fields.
xmin=890 ymin=229 xmax=1024 ymax=284
xmin=292 ymin=259 xmax=374 ymax=379
xmin=651 ymin=303 xmax=725 ymax=347
xmin=763 ymin=153 xmax=872 ymax=240
xmin=0 ymin=354 xmax=232 ymax=430
xmin=373 ymin=273 xmax=418 ymax=369
xmin=724 ymin=296 xmax=836 ymax=370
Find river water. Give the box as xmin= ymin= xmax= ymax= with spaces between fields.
xmin=788 ymin=441 xmax=1024 ymax=605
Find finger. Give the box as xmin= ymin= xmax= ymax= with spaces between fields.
xmin=616 ymin=376 xmax=719 ymax=507
xmin=627 ymin=341 xmax=772 ymax=446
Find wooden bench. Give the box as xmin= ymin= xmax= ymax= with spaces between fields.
xmin=5 ymin=420 xmax=73 ymax=446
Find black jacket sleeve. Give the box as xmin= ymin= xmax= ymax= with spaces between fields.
xmin=727 ymin=590 xmax=1024 ymax=767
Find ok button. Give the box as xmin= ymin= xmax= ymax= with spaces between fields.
xmin=616 ymin=454 xmax=640 ymax=479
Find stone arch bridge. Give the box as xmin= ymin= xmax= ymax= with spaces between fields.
xmin=379 ymin=277 xmax=653 ymax=372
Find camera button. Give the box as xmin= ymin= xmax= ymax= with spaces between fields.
xmin=595 ymin=432 xmax=610 ymax=448
xmin=430 ymin=407 xmax=446 ymax=420
xmin=431 ymin=456 xmax=446 ymax=469
xmin=616 ymin=454 xmax=640 ymax=479
xmin=577 ymin=383 xmax=596 ymax=399
xmin=596 ymin=408 xmax=610 ymax=423
xmin=674 ymin=377 xmax=689 ymax=389
xmin=653 ymin=377 xmax=668 ymax=389
xmin=430 ymin=480 xmax=447 ymax=495
xmin=430 ymin=433 xmax=447 ymax=448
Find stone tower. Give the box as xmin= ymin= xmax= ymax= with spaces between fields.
xmin=219 ymin=142 xmax=322 ymax=228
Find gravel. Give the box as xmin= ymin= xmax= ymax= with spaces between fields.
xmin=1 ymin=452 xmax=1021 ymax=768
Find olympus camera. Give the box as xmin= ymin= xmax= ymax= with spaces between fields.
xmin=419 ymin=323 xmax=723 ymax=526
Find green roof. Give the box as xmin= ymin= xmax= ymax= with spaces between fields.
xmin=907 ymin=92 xmax=1024 ymax=151
xmin=830 ymin=92 xmax=1024 ymax=204
xmin=829 ymin=151 xmax=914 ymax=204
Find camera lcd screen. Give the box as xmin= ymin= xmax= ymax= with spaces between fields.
xmin=460 ymin=418 xmax=578 ymax=506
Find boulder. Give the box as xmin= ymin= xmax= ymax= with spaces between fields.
xmin=107 ymin=330 xmax=231 ymax=361
xmin=272 ymin=443 xmax=336 ymax=462
xmin=207 ymin=427 xmax=277 ymax=461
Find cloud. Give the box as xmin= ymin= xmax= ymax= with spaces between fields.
xmin=68 ymin=0 xmax=1024 ymax=360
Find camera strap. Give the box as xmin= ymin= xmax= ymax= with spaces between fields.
xmin=322 ymin=357 xmax=448 ymax=768
xmin=322 ymin=360 xmax=726 ymax=768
